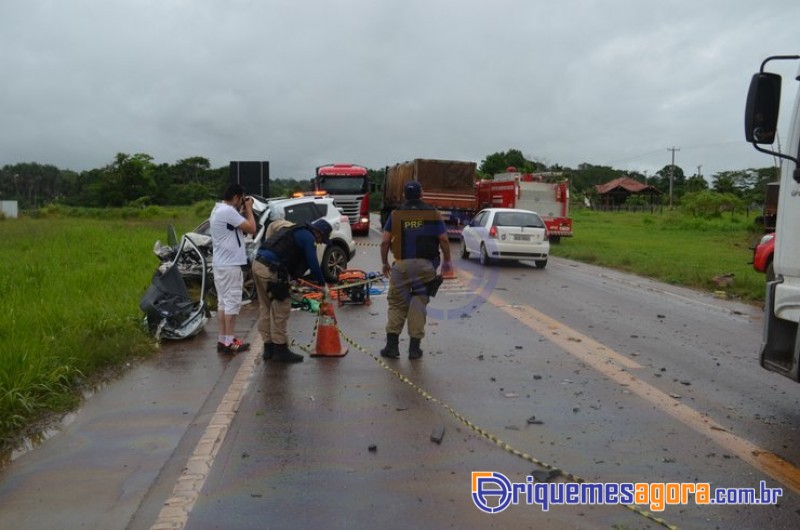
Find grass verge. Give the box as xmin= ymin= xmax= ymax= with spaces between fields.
xmin=0 ymin=206 xmax=205 ymax=455
xmin=549 ymin=208 xmax=766 ymax=303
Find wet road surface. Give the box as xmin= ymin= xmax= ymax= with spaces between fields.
xmin=2 ymin=219 xmax=800 ymax=529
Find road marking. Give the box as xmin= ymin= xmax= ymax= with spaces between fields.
xmin=458 ymin=270 xmax=800 ymax=495
xmin=150 ymin=327 xmax=261 ymax=530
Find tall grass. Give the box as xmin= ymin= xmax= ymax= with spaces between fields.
xmin=0 ymin=206 xmax=205 ymax=452
xmin=550 ymin=208 xmax=767 ymax=302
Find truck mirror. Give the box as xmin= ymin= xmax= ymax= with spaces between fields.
xmin=745 ymin=72 xmax=782 ymax=144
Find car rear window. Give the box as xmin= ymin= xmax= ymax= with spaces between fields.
xmin=493 ymin=212 xmax=544 ymax=228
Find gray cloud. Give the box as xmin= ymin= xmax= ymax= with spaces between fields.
xmin=1 ymin=0 xmax=798 ymax=180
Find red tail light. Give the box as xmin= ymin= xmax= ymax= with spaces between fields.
xmin=489 ymin=226 xmax=497 ymax=238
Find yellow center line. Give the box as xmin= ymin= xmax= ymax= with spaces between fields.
xmin=457 ymin=270 xmax=800 ymax=494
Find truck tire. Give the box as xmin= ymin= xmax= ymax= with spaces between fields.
xmin=322 ymin=244 xmax=348 ymax=283
xmin=766 ymin=261 xmax=775 ymax=283
xmin=534 ymin=258 xmax=548 ymax=269
xmin=549 ymin=235 xmax=561 ymax=244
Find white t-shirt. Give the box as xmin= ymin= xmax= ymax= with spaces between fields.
xmin=210 ymin=202 xmax=247 ymax=267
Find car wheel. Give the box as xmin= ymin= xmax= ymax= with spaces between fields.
xmin=322 ymin=244 xmax=348 ymax=283
xmin=534 ymin=259 xmax=548 ymax=269
xmin=460 ymin=238 xmax=469 ymax=259
xmin=766 ymin=261 xmax=775 ymax=283
xmin=479 ymin=244 xmax=491 ymax=266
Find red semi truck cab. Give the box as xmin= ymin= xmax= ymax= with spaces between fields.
xmin=314 ymin=164 xmax=371 ymax=235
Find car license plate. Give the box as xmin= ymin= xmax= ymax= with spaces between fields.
xmin=513 ymin=235 xmax=530 ymax=241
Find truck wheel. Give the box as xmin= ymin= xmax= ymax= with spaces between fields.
xmin=480 ymin=244 xmax=492 ymax=266
xmin=766 ymin=261 xmax=775 ymax=283
xmin=549 ymin=235 xmax=561 ymax=244
xmin=460 ymin=238 xmax=470 ymax=259
xmin=322 ymin=244 xmax=348 ymax=283
xmin=534 ymin=259 xmax=548 ymax=269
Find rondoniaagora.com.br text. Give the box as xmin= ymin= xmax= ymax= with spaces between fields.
xmin=471 ymin=472 xmax=784 ymax=513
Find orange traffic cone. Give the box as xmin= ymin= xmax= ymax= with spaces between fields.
xmin=311 ymin=300 xmax=348 ymax=357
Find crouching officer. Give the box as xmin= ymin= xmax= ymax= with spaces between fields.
xmin=253 ymin=218 xmax=334 ymax=363
xmin=379 ymin=181 xmax=453 ymax=359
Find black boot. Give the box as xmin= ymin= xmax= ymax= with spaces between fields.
xmin=261 ymin=342 xmax=274 ymax=361
xmin=380 ymin=333 xmax=400 ymax=359
xmin=272 ymin=343 xmax=304 ymax=363
xmin=409 ymin=338 xmax=423 ymax=359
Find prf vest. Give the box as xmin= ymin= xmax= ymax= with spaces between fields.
xmin=390 ymin=203 xmax=442 ymax=261
xmin=261 ymin=225 xmax=310 ymax=278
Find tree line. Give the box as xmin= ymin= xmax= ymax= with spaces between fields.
xmin=0 ymin=149 xmax=779 ymax=210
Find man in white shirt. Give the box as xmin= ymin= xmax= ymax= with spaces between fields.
xmin=210 ymin=184 xmax=257 ymax=353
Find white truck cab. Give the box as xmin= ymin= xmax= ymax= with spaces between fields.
xmin=745 ymin=54 xmax=800 ymax=381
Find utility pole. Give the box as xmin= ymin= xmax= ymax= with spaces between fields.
xmin=667 ymin=146 xmax=680 ymax=208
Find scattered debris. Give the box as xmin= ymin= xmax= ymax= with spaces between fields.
xmin=532 ymin=469 xmax=563 ymax=482
xmin=368 ymin=444 xmax=377 ymax=452
xmin=504 ymin=392 xmax=519 ymax=398
xmin=527 ymin=416 xmax=544 ymax=425
xmin=533 ymin=374 xmax=543 ymax=380
xmin=430 ymin=426 xmax=445 ymax=444
xmin=680 ymin=380 xmax=692 ymax=386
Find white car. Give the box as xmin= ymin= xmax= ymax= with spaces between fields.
xmin=460 ymin=208 xmax=550 ymax=268
xmin=195 ymin=193 xmax=356 ymax=283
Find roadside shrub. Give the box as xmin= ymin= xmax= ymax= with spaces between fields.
xmin=681 ymin=191 xmax=745 ymax=218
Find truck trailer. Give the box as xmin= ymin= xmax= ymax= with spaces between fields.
xmin=380 ymin=159 xmax=477 ymax=236
xmin=744 ymin=54 xmax=800 ymax=382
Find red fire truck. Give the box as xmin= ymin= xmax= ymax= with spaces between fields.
xmin=491 ymin=169 xmax=573 ymax=243
xmin=314 ymin=164 xmax=371 ymax=235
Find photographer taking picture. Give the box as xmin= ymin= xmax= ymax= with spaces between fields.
xmin=210 ymin=184 xmax=257 ymax=354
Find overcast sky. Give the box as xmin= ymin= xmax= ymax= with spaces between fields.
xmin=1 ymin=0 xmax=799 ymax=181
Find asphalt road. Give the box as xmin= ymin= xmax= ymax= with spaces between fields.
xmin=1 ymin=220 xmax=799 ymax=530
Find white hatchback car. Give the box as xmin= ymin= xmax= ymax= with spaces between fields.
xmin=460 ymin=208 xmax=550 ymax=268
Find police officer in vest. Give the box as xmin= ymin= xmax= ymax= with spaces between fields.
xmin=379 ymin=181 xmax=453 ymax=359
xmin=253 ymin=218 xmax=333 ymax=363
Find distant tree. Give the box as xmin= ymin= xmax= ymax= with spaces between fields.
xmin=684 ymin=174 xmax=709 ymax=193
xmin=85 ymin=153 xmax=156 ymax=207
xmin=711 ymin=170 xmax=759 ymax=198
xmin=478 ymin=148 xmax=545 ymax=178
xmin=569 ymin=163 xmax=626 ymax=194
xmin=654 ymin=165 xmax=686 ymax=193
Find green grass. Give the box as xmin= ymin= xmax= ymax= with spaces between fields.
xmin=550 ymin=208 xmax=767 ymax=302
xmin=0 ymin=206 xmax=206 ymax=454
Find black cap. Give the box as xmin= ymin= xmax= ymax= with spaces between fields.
xmin=404 ymin=181 xmax=422 ymax=199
